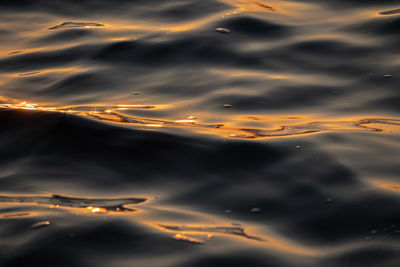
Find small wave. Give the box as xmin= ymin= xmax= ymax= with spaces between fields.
xmin=246 ymin=0 xmax=277 ymax=11
xmin=49 ymin=22 xmax=105 ymax=30
xmin=1 ymin=97 xmax=400 ymax=139
xmin=379 ymin=8 xmax=400 ymax=15
xmin=159 ymin=224 xmax=263 ymax=241
xmin=0 ymin=194 xmax=146 ymax=212
xmin=235 ymin=118 xmax=400 ymax=139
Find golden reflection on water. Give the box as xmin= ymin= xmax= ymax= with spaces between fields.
xmin=209 ymin=68 xmax=348 ymax=85
xmin=141 ymin=209 xmax=318 ymax=256
xmin=0 ymin=197 xmax=318 ymax=256
xmin=0 ymin=0 xmax=380 ymax=57
xmin=370 ymin=180 xmax=400 ymax=193
xmin=172 ymin=233 xmax=204 ymax=244
xmin=1 ymin=212 xmax=31 ymax=218
xmin=86 ymin=206 xmax=107 ymax=214
xmin=158 ymin=224 xmax=263 ymax=241
xmin=1 ymin=195 xmax=317 ymax=256
xmin=0 ymin=0 xmax=390 ymax=56
xmin=13 ymin=66 xmax=93 ymax=77
xmin=246 ymin=1 xmax=278 ymax=12
xmin=31 ymin=220 xmax=51 ymax=228
xmin=1 ymin=96 xmax=400 ymax=139
xmin=0 ymin=194 xmax=397 ymax=258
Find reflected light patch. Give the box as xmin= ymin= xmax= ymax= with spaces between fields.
xmin=87 ymin=206 xmax=107 ymax=213
xmin=173 ymin=234 xmax=203 ymax=244
xmin=174 ymin=119 xmax=195 ymax=123
xmin=15 ymin=102 xmax=38 ymax=110
xmin=370 ymin=180 xmax=400 ymax=192
xmin=31 ymin=220 xmax=51 ymax=228
xmin=1 ymin=96 xmax=400 ymax=140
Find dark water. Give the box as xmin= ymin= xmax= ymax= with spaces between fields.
xmin=1 ymin=1 xmax=400 ymax=266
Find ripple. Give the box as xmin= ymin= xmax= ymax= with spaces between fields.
xmin=219 ymin=16 xmax=291 ymax=39
xmin=1 ymin=97 xmax=400 ymax=139
xmin=159 ymin=224 xmax=263 ymax=241
xmin=0 ymin=194 xmax=146 ymax=212
xmin=32 ymin=29 xmax=94 ymax=46
xmin=48 ymin=22 xmax=105 ymax=30
xmin=379 ymin=8 xmax=400 ymax=15
xmin=246 ymin=0 xmax=277 ymax=11
xmin=31 ymin=220 xmax=51 ymax=228
xmin=216 ymin=27 xmax=231 ymax=34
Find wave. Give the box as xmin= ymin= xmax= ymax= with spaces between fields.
xmin=0 ymin=194 xmax=146 ymax=212
xmin=1 ymin=98 xmax=400 ymax=139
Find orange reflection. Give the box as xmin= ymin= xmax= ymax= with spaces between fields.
xmin=173 ymin=234 xmax=204 ymax=244
xmin=1 ymin=212 xmax=31 ymax=218
xmin=0 ymin=195 xmax=318 ymax=256
xmin=246 ymin=0 xmax=278 ymax=12
xmin=1 ymin=96 xmax=400 ymax=139
xmin=209 ymin=68 xmax=346 ymax=85
xmin=139 ymin=203 xmax=318 ymax=256
xmin=87 ymin=206 xmax=108 ymax=214
xmin=223 ymin=0 xmax=314 ymax=17
xmin=31 ymin=220 xmax=51 ymax=228
xmin=370 ymin=180 xmax=400 ymax=192
xmin=150 ymin=222 xmax=317 ymax=256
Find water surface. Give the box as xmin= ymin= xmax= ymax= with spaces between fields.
xmin=1 ymin=1 xmax=400 ymax=266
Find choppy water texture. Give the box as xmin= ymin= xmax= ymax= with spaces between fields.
xmin=0 ymin=1 xmax=400 ymax=266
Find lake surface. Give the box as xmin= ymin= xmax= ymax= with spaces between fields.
xmin=0 ymin=1 xmax=400 ymax=266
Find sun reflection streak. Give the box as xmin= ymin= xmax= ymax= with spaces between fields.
xmin=1 ymin=96 xmax=400 ymax=139
xmin=369 ymin=180 xmax=400 ymax=193
xmin=173 ymin=233 xmax=204 ymax=244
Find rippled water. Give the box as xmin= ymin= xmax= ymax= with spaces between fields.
xmin=1 ymin=1 xmax=400 ymax=266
